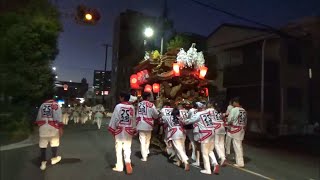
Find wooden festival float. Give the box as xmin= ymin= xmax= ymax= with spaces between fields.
xmin=130 ymin=43 xmax=210 ymax=109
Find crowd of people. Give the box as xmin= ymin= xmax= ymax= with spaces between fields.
xmin=61 ymin=104 xmax=106 ymax=129
xmin=108 ymin=91 xmax=247 ymax=175
xmin=33 ymin=91 xmax=247 ymax=174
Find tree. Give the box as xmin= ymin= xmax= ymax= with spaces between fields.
xmin=0 ymin=0 xmax=62 ymax=107
xmin=166 ymin=34 xmax=191 ymax=51
xmin=0 ymin=0 xmax=62 ymax=137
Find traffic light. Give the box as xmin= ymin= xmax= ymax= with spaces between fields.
xmin=75 ymin=5 xmax=101 ymax=25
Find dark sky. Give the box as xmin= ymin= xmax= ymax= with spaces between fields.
xmin=53 ymin=0 xmax=320 ymax=85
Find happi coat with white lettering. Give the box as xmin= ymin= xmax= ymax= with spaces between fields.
xmin=186 ymin=110 xmax=215 ymax=143
xmin=35 ymin=100 xmax=63 ymax=137
xmin=227 ymin=107 xmax=247 ymax=140
xmin=207 ymin=108 xmax=226 ymax=135
xmin=136 ymin=100 xmax=159 ymax=131
xmin=108 ymin=102 xmax=136 ymax=141
xmin=163 ymin=115 xmax=185 ymax=141
xmin=160 ymin=107 xmax=173 ymax=140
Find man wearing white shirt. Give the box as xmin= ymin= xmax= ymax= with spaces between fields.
xmin=227 ymin=97 xmax=247 ymax=168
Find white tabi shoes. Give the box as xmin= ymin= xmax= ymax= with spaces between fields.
xmin=51 ymin=156 xmax=62 ymax=165
xmin=40 ymin=161 xmax=47 ymax=171
xmin=200 ymin=170 xmax=212 ymax=175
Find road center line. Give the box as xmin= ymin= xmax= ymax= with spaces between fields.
xmin=190 ymin=163 xmax=274 ymax=180
xmin=227 ymin=163 xmax=275 ymax=180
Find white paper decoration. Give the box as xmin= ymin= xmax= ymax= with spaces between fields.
xmin=176 ymin=43 xmax=205 ymax=69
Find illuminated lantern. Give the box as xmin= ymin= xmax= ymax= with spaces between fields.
xmin=137 ymin=90 xmax=142 ymax=97
xmin=143 ymin=70 xmax=149 ymax=83
xmin=130 ymin=74 xmax=139 ymax=89
xmin=152 ymin=83 xmax=160 ymax=93
xmin=204 ymin=88 xmax=209 ymax=96
xmin=199 ymin=66 xmax=208 ymax=79
xmin=173 ymin=63 xmax=180 ymax=76
xmin=63 ymin=84 xmax=68 ymax=91
xmin=144 ymin=84 xmax=152 ymax=92
xmin=137 ymin=72 xmax=143 ymax=84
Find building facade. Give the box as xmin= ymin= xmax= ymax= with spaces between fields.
xmin=111 ymin=10 xmax=158 ymax=107
xmin=54 ymin=78 xmax=89 ymax=105
xmin=93 ymin=70 xmax=111 ymax=95
xmin=207 ymin=19 xmax=320 ymax=136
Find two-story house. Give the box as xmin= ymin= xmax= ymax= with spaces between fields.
xmin=207 ymin=19 xmax=319 ymax=136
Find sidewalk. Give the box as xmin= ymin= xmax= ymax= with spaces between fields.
xmin=0 ymin=131 xmax=38 ymax=151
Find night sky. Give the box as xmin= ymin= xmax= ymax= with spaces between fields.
xmin=53 ymin=0 xmax=320 ymax=85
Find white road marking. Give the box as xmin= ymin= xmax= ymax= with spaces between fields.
xmin=190 ymin=163 xmax=274 ymax=180
xmin=227 ymin=163 xmax=275 ymax=180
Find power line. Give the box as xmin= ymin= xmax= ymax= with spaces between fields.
xmin=188 ymin=0 xmax=300 ymax=37
xmin=188 ymin=0 xmax=277 ymax=30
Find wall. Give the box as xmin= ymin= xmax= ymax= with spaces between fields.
xmin=279 ymin=38 xmax=310 ymax=135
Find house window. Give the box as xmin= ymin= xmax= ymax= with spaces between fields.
xmin=287 ymin=88 xmax=302 ymax=110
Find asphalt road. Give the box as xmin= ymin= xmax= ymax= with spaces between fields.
xmin=1 ymin=119 xmax=319 ymax=180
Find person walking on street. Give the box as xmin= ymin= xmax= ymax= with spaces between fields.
xmin=35 ymin=97 xmax=63 ymax=171
xmin=108 ymin=92 xmax=136 ymax=174
xmin=136 ymin=92 xmax=159 ymax=162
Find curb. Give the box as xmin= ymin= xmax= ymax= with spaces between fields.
xmin=0 ymin=134 xmax=37 ymax=151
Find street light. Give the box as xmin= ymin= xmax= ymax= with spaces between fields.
xmin=143 ymin=27 xmax=164 ymax=55
xmin=55 ymin=75 xmax=58 ymax=79
xmin=52 ymin=67 xmax=56 ymax=71
xmin=144 ymin=27 xmax=154 ymax=38
xmin=69 ymin=80 xmax=72 ymax=82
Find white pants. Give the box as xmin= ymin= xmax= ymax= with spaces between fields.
xmin=73 ymin=116 xmax=80 ymax=123
xmin=209 ymin=151 xmax=218 ymax=166
xmin=215 ymin=134 xmax=226 ymax=160
xmin=96 ymin=118 xmax=102 ymax=129
xmin=39 ymin=135 xmax=60 ymax=148
xmin=172 ymin=139 xmax=189 ymax=164
xmin=62 ymin=114 xmax=69 ymax=125
xmin=139 ymin=131 xmax=152 ymax=159
xmin=115 ymin=139 xmax=132 ymax=170
xmin=81 ymin=116 xmax=88 ymax=124
xmin=201 ymin=142 xmax=214 ymax=172
xmin=233 ymin=139 xmax=244 ymax=166
xmin=186 ymin=129 xmax=196 ymax=160
xmin=225 ymin=134 xmax=232 ymax=155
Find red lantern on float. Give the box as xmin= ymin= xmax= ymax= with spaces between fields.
xmin=152 ymin=83 xmax=160 ymax=93
xmin=63 ymin=84 xmax=68 ymax=91
xmin=204 ymin=88 xmax=209 ymax=97
xmin=137 ymin=90 xmax=142 ymax=97
xmin=137 ymin=72 xmax=143 ymax=84
xmin=142 ymin=70 xmax=149 ymax=83
xmin=130 ymin=74 xmax=139 ymax=89
xmin=199 ymin=66 xmax=208 ymax=79
xmin=144 ymin=84 xmax=152 ymax=92
xmin=173 ymin=63 xmax=180 ymax=76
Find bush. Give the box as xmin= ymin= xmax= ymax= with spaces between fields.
xmin=0 ymin=106 xmax=33 ymax=142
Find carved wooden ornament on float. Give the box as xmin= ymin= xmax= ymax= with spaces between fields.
xmin=144 ymin=84 xmax=152 ymax=92
xmin=152 ymin=83 xmax=160 ymax=93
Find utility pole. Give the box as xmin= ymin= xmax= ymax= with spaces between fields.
xmin=102 ymin=44 xmax=111 ymax=106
